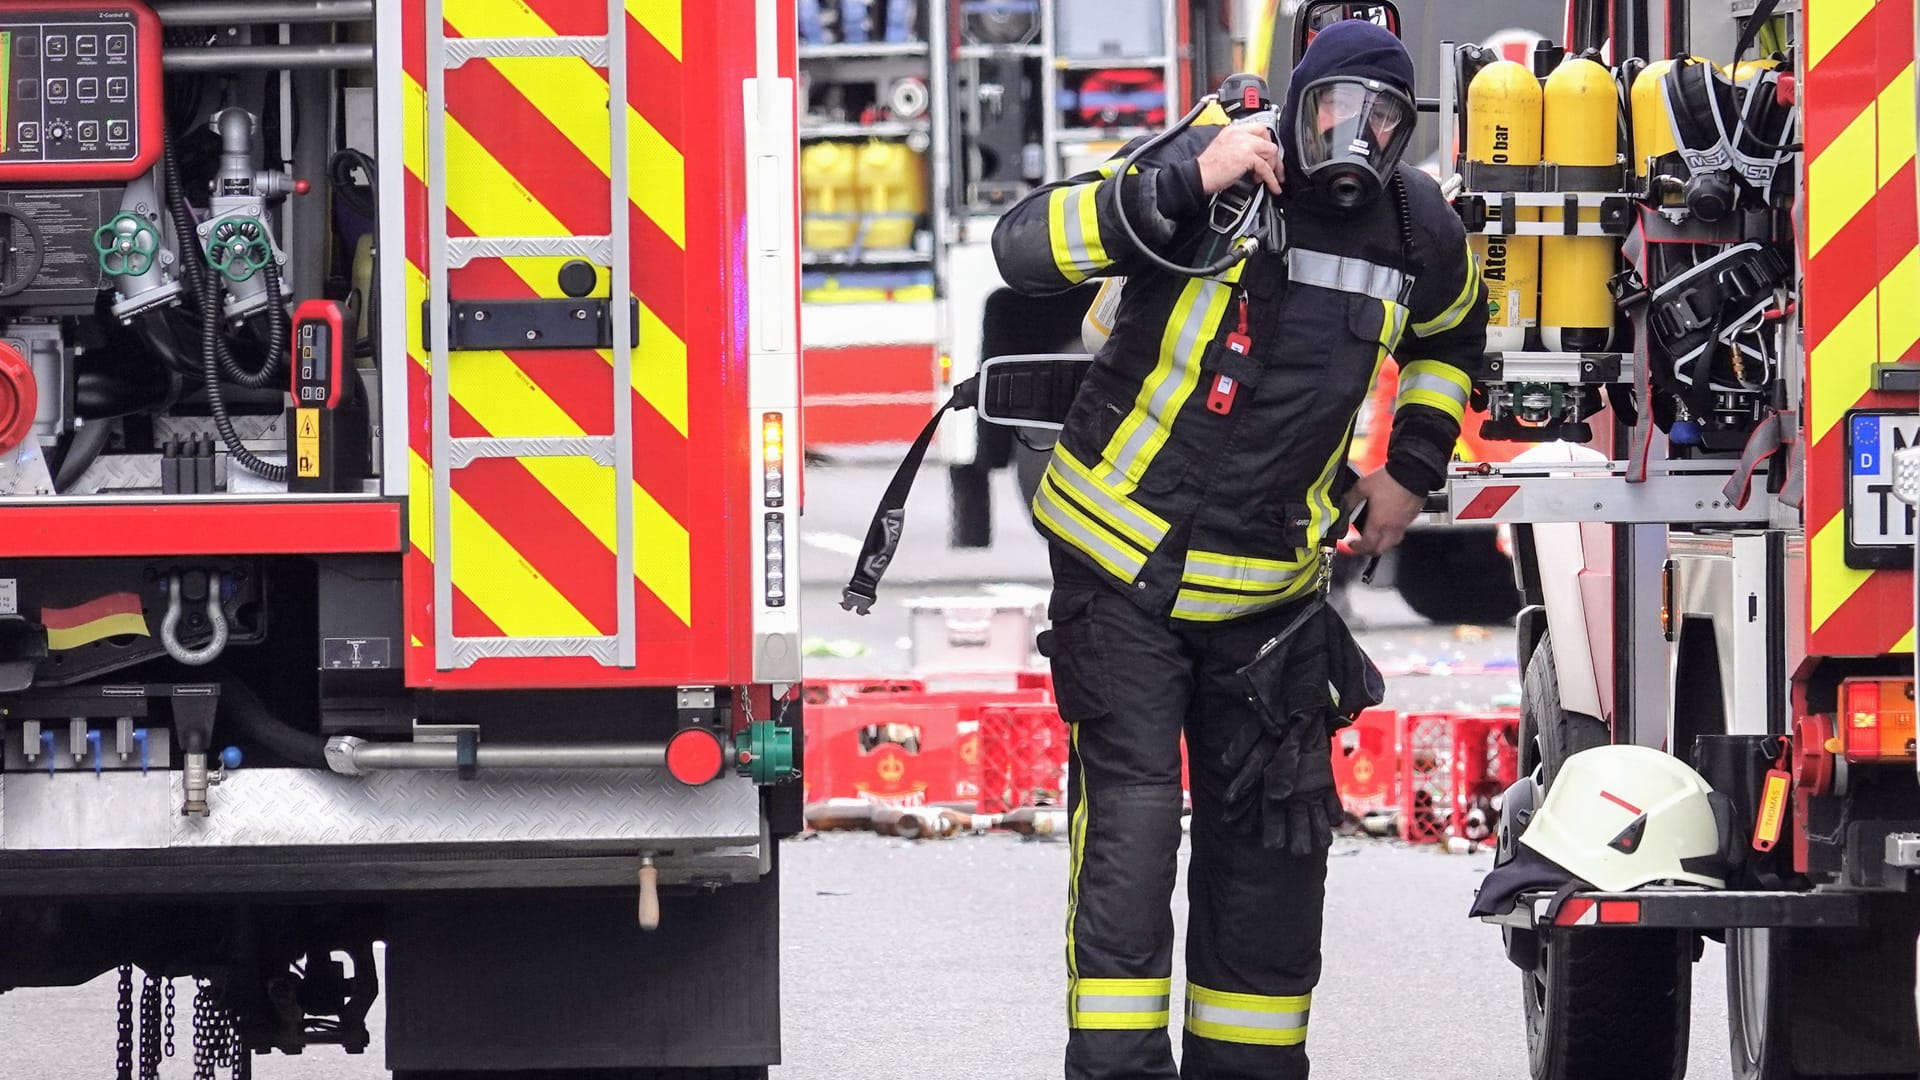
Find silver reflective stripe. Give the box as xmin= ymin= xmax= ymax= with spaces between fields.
xmin=1049 ymin=452 xmax=1169 ymax=549
xmin=1035 ymin=476 xmax=1149 ymax=579
xmin=1287 ymin=248 xmax=1406 ymax=302
xmin=1184 ymin=551 xmax=1306 ymax=590
xmin=1186 ymin=1001 xmax=1310 ymax=1032
xmin=1397 ymin=371 xmax=1470 ymax=406
xmin=1172 ymin=590 xmax=1293 ymax=620
xmin=1061 ymin=184 xmax=1100 ymax=274
xmin=1077 ymin=994 xmax=1172 ymax=1015
xmin=1104 ymin=276 xmax=1231 ymax=479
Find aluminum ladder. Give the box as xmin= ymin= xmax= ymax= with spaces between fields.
xmin=423 ymin=0 xmax=636 ymax=670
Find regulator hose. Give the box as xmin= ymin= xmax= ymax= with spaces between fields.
xmin=1110 ymin=94 xmax=1263 ymax=279
xmin=201 ymin=260 xmax=287 ymax=482
xmin=165 ymin=131 xmax=288 ymax=481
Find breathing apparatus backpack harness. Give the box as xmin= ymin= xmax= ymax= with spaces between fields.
xmin=1604 ymin=0 xmax=1803 ymax=505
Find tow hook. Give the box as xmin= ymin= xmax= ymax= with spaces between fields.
xmin=160 ymin=571 xmax=229 ymax=666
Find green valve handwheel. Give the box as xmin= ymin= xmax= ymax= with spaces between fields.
xmin=93 ymin=213 xmax=160 ymax=277
xmin=734 ymin=720 xmax=796 ymax=784
xmin=206 ymin=220 xmax=271 ymax=282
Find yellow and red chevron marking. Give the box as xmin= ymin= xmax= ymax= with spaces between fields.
xmin=400 ymin=0 xmax=762 ymax=688
xmin=1804 ymin=0 xmax=1920 ymax=659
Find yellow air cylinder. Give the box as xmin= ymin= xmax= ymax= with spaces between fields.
xmin=1630 ymin=59 xmax=1677 ymax=178
xmin=1540 ymin=57 xmax=1619 ymax=352
xmin=801 ymin=141 xmax=860 ymax=250
xmin=855 ymin=139 xmax=926 ymax=250
xmin=1466 ymin=60 xmax=1543 ymax=354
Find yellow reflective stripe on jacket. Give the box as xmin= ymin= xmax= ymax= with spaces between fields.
xmin=1181 ymin=549 xmax=1313 ymax=593
xmin=1099 ymin=266 xmax=1242 ymax=491
xmin=1184 ymin=984 xmax=1311 ymax=1047
xmin=1070 ymin=977 xmax=1173 ymax=1030
xmin=1048 ymin=182 xmax=1111 ymax=285
xmin=1411 ymin=247 xmax=1482 ymax=337
xmin=1047 ymin=446 xmax=1171 ymax=550
xmin=1396 ymin=360 xmax=1472 ymax=422
xmin=1033 ymin=473 xmax=1149 ymax=582
xmin=1380 ymin=300 xmax=1410 ymax=355
xmin=1287 ymin=248 xmax=1407 ymax=303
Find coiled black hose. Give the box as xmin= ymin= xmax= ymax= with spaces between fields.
xmin=165 ymin=131 xmax=289 ymax=481
xmin=201 ymin=256 xmax=287 ymax=483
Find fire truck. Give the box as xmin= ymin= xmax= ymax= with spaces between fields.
xmin=0 ymin=1 xmax=801 ymax=1075
xmin=1389 ymin=0 xmax=1920 ymax=1074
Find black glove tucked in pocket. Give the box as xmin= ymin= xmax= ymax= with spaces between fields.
xmin=1221 ymin=600 xmax=1385 ymax=855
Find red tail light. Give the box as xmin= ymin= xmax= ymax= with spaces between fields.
xmin=1842 ymin=678 xmax=1917 ymax=760
xmin=665 ymin=727 xmax=724 ymax=785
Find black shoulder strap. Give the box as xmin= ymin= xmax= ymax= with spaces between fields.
xmin=840 ymin=377 xmax=979 ymax=615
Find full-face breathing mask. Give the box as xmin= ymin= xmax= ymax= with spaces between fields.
xmin=1294 ymin=76 xmax=1416 ymax=210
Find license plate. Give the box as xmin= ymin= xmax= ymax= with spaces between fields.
xmin=1847 ymin=412 xmax=1920 ymax=553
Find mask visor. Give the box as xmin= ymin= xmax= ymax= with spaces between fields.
xmin=1295 ymin=77 xmax=1415 ymax=206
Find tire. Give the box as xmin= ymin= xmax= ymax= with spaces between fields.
xmin=1516 ymin=633 xmax=1691 ymax=1080
xmin=1729 ymin=928 xmax=1794 ymax=1080
xmin=1523 ymin=928 xmax=1692 ymax=1080
xmin=1395 ymin=529 xmax=1522 ymax=626
xmin=1729 ymin=923 xmax=1920 ymax=1080
xmin=949 ymin=462 xmax=993 ymax=548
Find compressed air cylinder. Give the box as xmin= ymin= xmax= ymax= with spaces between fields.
xmin=1540 ymin=57 xmax=1619 ymax=353
xmin=1630 ymin=59 xmax=1678 ymax=177
xmin=1466 ymin=60 xmax=1542 ymax=354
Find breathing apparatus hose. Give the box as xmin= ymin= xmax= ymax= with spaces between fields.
xmin=1110 ymin=95 xmax=1265 ymax=279
xmin=164 ymin=133 xmax=289 ymax=483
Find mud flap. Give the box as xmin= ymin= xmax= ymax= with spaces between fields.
xmin=384 ymin=847 xmax=782 ymax=1071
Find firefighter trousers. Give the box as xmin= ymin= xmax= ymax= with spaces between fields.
xmin=1043 ymin=546 xmax=1329 ymax=1080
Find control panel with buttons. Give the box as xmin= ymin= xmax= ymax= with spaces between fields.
xmin=0 ymin=4 xmax=162 ymax=181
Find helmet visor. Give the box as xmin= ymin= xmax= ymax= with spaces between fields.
xmin=1294 ymin=77 xmax=1416 ymax=177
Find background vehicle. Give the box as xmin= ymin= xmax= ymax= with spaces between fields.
xmin=0 ymin=1 xmax=802 ymax=1074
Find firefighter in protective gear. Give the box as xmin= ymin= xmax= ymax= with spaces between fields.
xmin=991 ymin=20 xmax=1487 ymax=1080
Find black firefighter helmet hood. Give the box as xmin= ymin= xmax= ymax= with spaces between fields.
xmin=1278 ymin=18 xmax=1418 ymax=210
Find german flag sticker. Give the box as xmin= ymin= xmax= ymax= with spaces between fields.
xmin=41 ymin=592 xmax=150 ymax=651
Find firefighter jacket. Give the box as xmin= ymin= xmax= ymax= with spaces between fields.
xmin=991 ymin=120 xmax=1488 ymax=623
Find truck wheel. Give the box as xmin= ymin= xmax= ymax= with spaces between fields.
xmin=1516 ymin=634 xmax=1690 ymax=1080
xmin=1395 ymin=530 xmax=1522 ymax=626
xmin=1729 ymin=928 xmax=1797 ymax=1080
xmin=949 ymin=462 xmax=993 ymax=548
xmin=1730 ymin=919 xmax=1920 ymax=1079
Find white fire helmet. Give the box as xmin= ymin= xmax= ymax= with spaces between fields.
xmin=1519 ymin=744 xmax=1734 ymax=892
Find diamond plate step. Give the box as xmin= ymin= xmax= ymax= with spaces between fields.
xmin=445 ymin=235 xmax=611 ymax=269
xmin=445 ymin=35 xmax=609 ymax=67
xmin=447 ymin=436 xmax=617 ymax=469
xmin=445 ymin=635 xmax=620 ymax=668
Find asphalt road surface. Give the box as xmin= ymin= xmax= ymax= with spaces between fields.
xmin=0 ymin=463 xmax=1745 ymax=1078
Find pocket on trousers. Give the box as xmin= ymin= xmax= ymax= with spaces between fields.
xmin=1041 ymin=589 xmax=1113 ymax=724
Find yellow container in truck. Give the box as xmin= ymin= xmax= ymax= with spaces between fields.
xmin=855 ymin=139 xmax=925 ymax=250
xmin=801 ymin=141 xmax=860 ymax=250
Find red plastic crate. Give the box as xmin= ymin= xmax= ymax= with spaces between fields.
xmin=1332 ymin=707 xmax=1400 ymax=818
